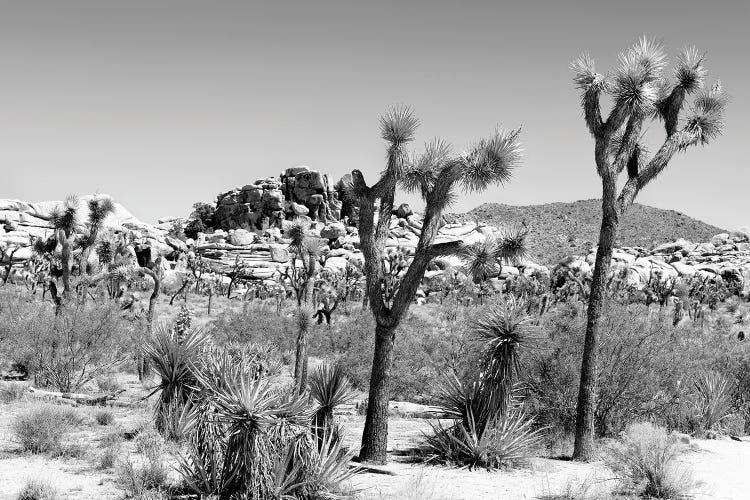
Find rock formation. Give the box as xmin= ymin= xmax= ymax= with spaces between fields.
xmin=214 ymin=165 xmax=350 ymax=232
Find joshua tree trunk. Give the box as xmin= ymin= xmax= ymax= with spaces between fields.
xmin=573 ymin=197 xmax=617 ymax=460
xmin=60 ymin=235 xmax=73 ymax=301
xmin=359 ymin=322 xmax=396 ymax=463
xmin=139 ymin=266 xmax=161 ymax=382
xmin=293 ymin=317 xmax=309 ymax=395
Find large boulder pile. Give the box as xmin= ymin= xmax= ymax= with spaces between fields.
xmin=0 ymin=196 xmax=178 ymax=265
xmin=571 ymin=227 xmax=750 ymax=298
xmin=214 ymin=166 xmax=351 ymax=231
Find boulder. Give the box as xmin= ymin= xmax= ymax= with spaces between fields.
xmin=320 ymin=222 xmax=346 ymax=240
xmin=228 ymin=229 xmax=256 ymax=246
xmin=290 ymin=202 xmax=309 ymax=216
xmin=269 ymin=244 xmax=290 ymax=263
xmin=670 ymin=261 xmax=697 ymax=277
xmin=165 ymin=235 xmax=188 ymax=253
xmin=324 ymin=256 xmax=348 ymax=273
xmin=653 ymin=238 xmax=693 ymax=254
xmin=262 ymin=189 xmax=284 ymax=211
xmin=285 ymin=165 xmax=310 ymax=177
xmin=729 ymin=227 xmax=750 ymax=243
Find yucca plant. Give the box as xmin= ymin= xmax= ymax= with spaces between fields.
xmin=692 ymin=371 xmax=732 ymax=433
xmin=424 ymin=382 xmax=543 ymax=470
xmin=309 ymin=364 xmax=357 ymax=445
xmin=143 ymin=325 xmax=209 ymax=438
xmin=461 ymin=226 xmax=529 ymax=285
xmin=423 ymin=297 xmax=542 ymax=469
xmin=470 ymin=296 xmax=542 ymax=415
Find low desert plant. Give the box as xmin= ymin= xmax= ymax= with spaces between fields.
xmin=95 ymin=409 xmax=115 ymax=426
xmin=96 ymin=374 xmax=123 ymax=393
xmin=309 ymin=363 xmax=357 ymax=442
xmin=143 ymin=325 xmax=208 ymax=439
xmin=116 ymin=454 xmax=170 ymax=497
xmin=134 ymin=429 xmax=165 ymax=456
xmin=604 ymin=422 xmax=695 ymax=498
xmin=0 ymin=382 xmax=28 ymax=403
xmin=12 ymin=403 xmax=82 ymax=454
xmin=692 ymin=371 xmax=732 ymax=433
xmin=98 ymin=442 xmax=121 ymax=469
xmin=15 ymin=479 xmax=59 ymax=500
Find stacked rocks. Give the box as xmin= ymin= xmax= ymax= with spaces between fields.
xmin=215 ymin=166 xmax=349 ymax=232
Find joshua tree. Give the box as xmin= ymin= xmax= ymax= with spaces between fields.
xmin=50 ymin=195 xmax=81 ymax=303
xmin=570 ymin=38 xmax=726 ymax=460
xmin=78 ymin=196 xmax=115 ymax=277
xmin=282 ymin=218 xmax=326 ymax=394
xmin=351 ymin=106 xmax=523 ymax=463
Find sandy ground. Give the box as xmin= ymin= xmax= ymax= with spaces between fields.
xmin=2 ymin=375 xmax=750 ymax=499
xmin=340 ymin=417 xmax=750 ymax=500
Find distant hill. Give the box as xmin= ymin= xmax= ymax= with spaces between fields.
xmin=456 ymin=200 xmax=725 ymax=265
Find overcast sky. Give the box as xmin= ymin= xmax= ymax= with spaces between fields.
xmin=1 ymin=0 xmax=748 ymax=228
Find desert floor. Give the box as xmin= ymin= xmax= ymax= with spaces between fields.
xmin=1 ymin=373 xmax=749 ymax=500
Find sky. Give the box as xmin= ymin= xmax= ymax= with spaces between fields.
xmin=1 ymin=0 xmax=748 ymax=228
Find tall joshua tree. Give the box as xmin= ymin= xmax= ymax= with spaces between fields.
xmin=571 ymin=38 xmax=726 ymax=460
xmin=283 ymin=218 xmax=325 ymax=394
xmin=352 ymin=106 xmax=524 ymax=463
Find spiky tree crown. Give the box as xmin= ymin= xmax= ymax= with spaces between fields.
xmin=571 ymin=37 xmax=727 ymax=212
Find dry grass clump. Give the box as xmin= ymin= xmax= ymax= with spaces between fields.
xmin=96 ymin=374 xmax=123 ymax=393
xmin=605 ymin=422 xmax=695 ymax=499
xmin=116 ymin=454 xmax=170 ymax=497
xmin=1 ymin=382 xmax=28 ymax=403
xmin=15 ymin=479 xmax=59 ymax=500
xmin=95 ymin=409 xmax=115 ymax=426
xmin=12 ymin=403 xmax=84 ymax=454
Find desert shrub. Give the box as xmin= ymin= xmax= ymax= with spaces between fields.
xmin=209 ymin=301 xmax=296 ymax=351
xmin=183 ymin=202 xmax=216 ymax=240
xmin=15 ymin=479 xmax=59 ymax=500
xmin=3 ymin=299 xmax=130 ymax=392
xmin=604 ymin=422 xmax=694 ymax=498
xmin=116 ymin=452 xmax=170 ymax=497
xmin=1 ymin=382 xmax=28 ymax=403
xmin=134 ymin=429 xmax=165 ymax=456
xmin=525 ymin=302 xmax=686 ymax=437
xmin=310 ymin=305 xmax=468 ymax=402
xmin=12 ymin=403 xmax=82 ymax=454
xmin=96 ymin=374 xmax=122 ymax=393
xmin=95 ymin=409 xmax=115 ymax=426
xmin=98 ymin=442 xmax=121 ymax=469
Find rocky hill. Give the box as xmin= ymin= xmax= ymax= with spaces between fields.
xmin=458 ymin=200 xmax=725 ymax=265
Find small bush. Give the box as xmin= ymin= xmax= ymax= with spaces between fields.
xmin=116 ymin=454 xmax=170 ymax=497
xmin=95 ymin=409 xmax=115 ymax=426
xmin=12 ymin=403 xmax=82 ymax=454
xmin=98 ymin=443 xmax=121 ymax=469
xmin=605 ymin=422 xmax=694 ymax=499
xmin=1 ymin=382 xmax=28 ymax=403
xmin=134 ymin=429 xmax=165 ymax=456
xmin=15 ymin=479 xmax=59 ymax=500
xmin=96 ymin=374 xmax=122 ymax=393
